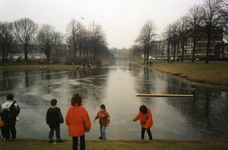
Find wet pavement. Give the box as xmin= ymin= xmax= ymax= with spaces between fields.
xmin=0 ymin=60 xmax=228 ymax=140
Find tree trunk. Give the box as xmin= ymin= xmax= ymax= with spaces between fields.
xmin=146 ymin=46 xmax=149 ymax=64
xmin=5 ymin=51 xmax=9 ymax=62
xmin=144 ymin=46 xmax=146 ymax=64
xmin=47 ymin=52 xmax=50 ymax=62
xmin=205 ymin=36 xmax=210 ymax=63
xmin=74 ymin=45 xmax=77 ymax=58
xmin=191 ymin=44 xmax=196 ymax=63
xmin=93 ymin=48 xmax=96 ymax=60
xmin=167 ymin=42 xmax=170 ymax=60
xmin=24 ymin=45 xmax=28 ymax=62
xmin=181 ymin=44 xmax=184 ymax=62
xmin=191 ymin=35 xmax=196 ymax=63
xmin=79 ymin=42 xmax=82 ymax=58
xmin=205 ymin=27 xmax=211 ymax=64
xmin=83 ymin=44 xmax=86 ymax=58
xmin=2 ymin=46 xmax=5 ymax=62
xmin=173 ymin=46 xmax=176 ymax=62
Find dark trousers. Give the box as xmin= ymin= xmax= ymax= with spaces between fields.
xmin=73 ymin=135 xmax=85 ymax=150
xmin=49 ymin=127 xmax=61 ymax=141
xmin=141 ymin=127 xmax=153 ymax=140
xmin=2 ymin=123 xmax=16 ymax=140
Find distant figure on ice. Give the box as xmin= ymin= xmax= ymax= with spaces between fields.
xmin=133 ymin=105 xmax=153 ymax=140
xmin=46 ymin=99 xmax=64 ymax=143
xmin=0 ymin=94 xmax=20 ymax=141
xmin=93 ymin=104 xmax=110 ymax=141
xmin=76 ymin=64 xmax=79 ymax=70
xmin=66 ymin=92 xmax=91 ymax=150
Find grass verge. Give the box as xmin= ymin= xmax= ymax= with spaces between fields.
xmin=0 ymin=65 xmax=89 ymax=71
xmin=1 ymin=139 xmax=228 ymax=150
xmin=0 ymin=60 xmax=111 ymax=71
xmin=133 ymin=59 xmax=228 ymax=87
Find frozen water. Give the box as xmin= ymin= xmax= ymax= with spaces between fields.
xmin=0 ymin=60 xmax=228 ymax=140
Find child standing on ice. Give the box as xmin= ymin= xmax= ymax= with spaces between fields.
xmin=133 ymin=105 xmax=153 ymax=140
xmin=93 ymin=104 xmax=110 ymax=141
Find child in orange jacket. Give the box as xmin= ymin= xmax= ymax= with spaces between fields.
xmin=133 ymin=105 xmax=153 ymax=140
xmin=93 ymin=104 xmax=110 ymax=140
xmin=66 ymin=92 xmax=91 ymax=150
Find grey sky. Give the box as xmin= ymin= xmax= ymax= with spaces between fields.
xmin=0 ymin=0 xmax=204 ymax=49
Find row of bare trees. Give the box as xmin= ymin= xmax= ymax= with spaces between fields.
xmin=134 ymin=20 xmax=157 ymax=64
xmin=66 ymin=20 xmax=108 ymax=61
xmin=163 ymin=0 xmax=228 ymax=63
xmin=0 ymin=18 xmax=108 ymax=63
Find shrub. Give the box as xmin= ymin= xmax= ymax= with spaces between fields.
xmin=93 ymin=59 xmax=102 ymax=67
xmin=50 ymin=56 xmax=60 ymax=64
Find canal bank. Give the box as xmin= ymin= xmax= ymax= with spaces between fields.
xmin=131 ymin=59 xmax=228 ymax=89
xmin=1 ymin=138 xmax=228 ymax=150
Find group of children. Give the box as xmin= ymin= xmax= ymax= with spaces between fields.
xmin=1 ymin=93 xmax=153 ymax=150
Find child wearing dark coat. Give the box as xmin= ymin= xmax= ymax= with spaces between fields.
xmin=46 ymin=99 xmax=64 ymax=143
xmin=133 ymin=105 xmax=153 ymax=140
xmin=0 ymin=94 xmax=20 ymax=141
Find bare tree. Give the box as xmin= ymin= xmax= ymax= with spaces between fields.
xmin=162 ymin=24 xmax=172 ymax=61
xmin=135 ymin=20 xmax=157 ymax=64
xmin=201 ymin=0 xmax=224 ymax=63
xmin=217 ymin=0 xmax=228 ymax=42
xmin=53 ymin=31 xmax=64 ymax=57
xmin=177 ymin=16 xmax=189 ymax=62
xmin=77 ymin=24 xmax=86 ymax=58
xmin=36 ymin=24 xmax=63 ymax=61
xmin=0 ymin=22 xmax=7 ymax=62
xmin=170 ymin=22 xmax=179 ymax=61
xmin=66 ymin=19 xmax=83 ymax=58
xmin=187 ymin=4 xmax=204 ymax=62
xmin=129 ymin=45 xmax=142 ymax=61
xmin=0 ymin=22 xmax=17 ymax=62
xmin=14 ymin=18 xmax=38 ymax=62
xmin=82 ymin=30 xmax=90 ymax=59
xmin=89 ymin=20 xmax=107 ymax=60
xmin=135 ymin=36 xmax=147 ymax=63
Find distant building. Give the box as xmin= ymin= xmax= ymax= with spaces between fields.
xmin=7 ymin=44 xmax=67 ymax=61
xmin=184 ymin=25 xmax=223 ymax=58
xmin=214 ymin=43 xmax=228 ymax=58
xmin=156 ymin=25 xmax=224 ymax=59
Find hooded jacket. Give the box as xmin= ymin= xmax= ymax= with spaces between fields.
xmin=94 ymin=109 xmax=110 ymax=126
xmin=0 ymin=100 xmax=20 ymax=124
xmin=133 ymin=107 xmax=153 ymax=129
xmin=66 ymin=104 xmax=91 ymax=137
xmin=46 ymin=107 xmax=64 ymax=129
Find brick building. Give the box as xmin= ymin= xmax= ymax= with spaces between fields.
xmin=214 ymin=43 xmax=228 ymax=58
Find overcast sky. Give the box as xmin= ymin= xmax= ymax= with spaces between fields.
xmin=0 ymin=0 xmax=204 ymax=49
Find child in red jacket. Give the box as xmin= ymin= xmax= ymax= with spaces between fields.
xmin=133 ymin=105 xmax=153 ymax=140
xmin=93 ymin=104 xmax=110 ymax=141
xmin=66 ymin=92 xmax=91 ymax=150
